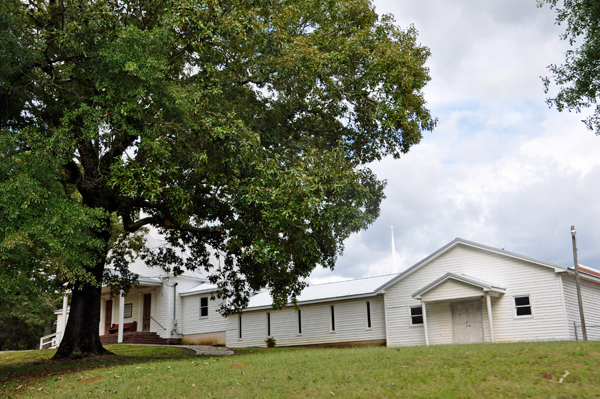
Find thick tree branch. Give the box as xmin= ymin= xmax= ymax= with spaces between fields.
xmin=122 ymin=216 xmax=163 ymax=232
xmin=63 ymin=160 xmax=82 ymax=185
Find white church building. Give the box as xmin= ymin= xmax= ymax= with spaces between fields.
xmin=44 ymin=238 xmax=600 ymax=349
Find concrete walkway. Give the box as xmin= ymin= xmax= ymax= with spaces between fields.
xmin=99 ymin=343 xmax=235 ymax=356
xmin=183 ymin=345 xmax=234 ymax=356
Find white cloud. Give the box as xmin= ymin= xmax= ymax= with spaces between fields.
xmin=312 ymin=0 xmax=600 ymax=281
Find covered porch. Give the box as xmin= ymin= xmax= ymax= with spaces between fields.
xmin=100 ymin=277 xmax=164 ymax=344
xmin=412 ymin=273 xmax=506 ymax=345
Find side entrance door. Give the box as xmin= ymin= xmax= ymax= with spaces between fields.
xmin=143 ymin=294 xmax=151 ymax=332
xmin=452 ymin=301 xmax=484 ymax=344
xmin=104 ymin=300 xmax=112 ymax=335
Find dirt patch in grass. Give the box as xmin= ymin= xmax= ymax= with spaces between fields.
xmin=79 ymin=375 xmax=104 ymax=384
xmin=228 ymin=362 xmax=250 ymax=369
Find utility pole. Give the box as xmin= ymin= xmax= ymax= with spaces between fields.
xmin=571 ymin=226 xmax=587 ymax=341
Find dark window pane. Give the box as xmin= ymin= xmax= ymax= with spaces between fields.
xmin=412 ymin=316 xmax=423 ymax=324
xmin=411 ymin=307 xmax=423 ymax=316
xmin=201 ymin=307 xmax=208 ymax=317
xmin=515 ymin=297 xmax=530 ymax=306
xmin=331 ymin=306 xmax=335 ymax=331
xmin=516 ymin=306 xmax=532 ymax=316
xmin=201 ymin=297 xmax=208 ymax=307
xmin=366 ymin=301 xmax=371 ymax=328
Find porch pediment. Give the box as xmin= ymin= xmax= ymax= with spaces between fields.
xmin=412 ymin=273 xmax=506 ymax=302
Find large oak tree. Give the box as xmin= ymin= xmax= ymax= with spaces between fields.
xmin=541 ymin=0 xmax=600 ymax=133
xmin=0 ymin=0 xmax=436 ymax=359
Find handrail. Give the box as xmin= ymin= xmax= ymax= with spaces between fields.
xmin=39 ymin=332 xmax=59 ymax=350
xmin=151 ymin=316 xmax=166 ymax=330
xmin=40 ymin=332 xmax=58 ymax=341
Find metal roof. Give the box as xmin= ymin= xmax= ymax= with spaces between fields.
xmin=180 ymin=282 xmax=220 ymax=296
xmin=105 ymin=232 xmax=213 ymax=280
xmin=245 ymin=274 xmax=398 ymax=310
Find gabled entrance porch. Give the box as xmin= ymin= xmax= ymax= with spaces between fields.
xmin=412 ymin=273 xmax=506 ymax=345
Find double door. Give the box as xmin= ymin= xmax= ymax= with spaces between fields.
xmin=452 ymin=301 xmax=484 ymax=344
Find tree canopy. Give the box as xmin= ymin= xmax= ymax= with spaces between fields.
xmin=0 ymin=0 xmax=436 ymax=358
xmin=540 ymin=0 xmax=600 ymax=133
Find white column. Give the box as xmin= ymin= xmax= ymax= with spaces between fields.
xmin=486 ymin=293 xmax=495 ymax=343
xmin=60 ymin=293 xmax=69 ymax=344
xmin=421 ymin=300 xmax=429 ymax=346
xmin=118 ymin=290 xmax=125 ymax=343
xmin=138 ymin=293 xmax=144 ymax=332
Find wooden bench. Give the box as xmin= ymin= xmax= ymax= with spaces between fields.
xmin=108 ymin=321 xmax=137 ymax=334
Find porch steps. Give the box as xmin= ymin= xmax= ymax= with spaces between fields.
xmin=100 ymin=331 xmax=167 ymax=345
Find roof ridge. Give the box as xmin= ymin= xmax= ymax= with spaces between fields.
xmin=311 ymin=273 xmax=399 ymax=287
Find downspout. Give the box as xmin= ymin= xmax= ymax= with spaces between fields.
xmin=171 ymin=283 xmax=179 ymax=337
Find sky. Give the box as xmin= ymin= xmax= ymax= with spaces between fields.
xmin=309 ymin=0 xmax=600 ymax=284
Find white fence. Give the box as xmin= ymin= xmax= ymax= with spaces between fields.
xmin=39 ymin=332 xmax=60 ymax=350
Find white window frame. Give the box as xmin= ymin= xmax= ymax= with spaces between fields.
xmin=513 ymin=295 xmax=533 ymax=318
xmin=238 ymin=315 xmax=242 ymax=340
xmin=200 ymin=296 xmax=209 ymax=319
xmin=297 ymin=309 xmax=302 ymax=336
xmin=365 ymin=301 xmax=372 ymax=330
xmin=409 ymin=305 xmax=424 ymax=327
xmin=123 ymin=303 xmax=133 ymax=319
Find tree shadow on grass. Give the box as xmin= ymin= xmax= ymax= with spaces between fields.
xmin=0 ymin=346 xmax=196 ymax=396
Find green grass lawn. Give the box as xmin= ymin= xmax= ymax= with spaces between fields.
xmin=2 ymin=341 xmax=600 ymax=398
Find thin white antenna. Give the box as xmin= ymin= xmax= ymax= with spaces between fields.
xmin=391 ymin=225 xmax=398 ymax=273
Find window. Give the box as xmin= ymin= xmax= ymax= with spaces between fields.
xmin=297 ymin=309 xmax=302 ymax=334
xmin=238 ymin=315 xmax=242 ymax=339
xmin=200 ymin=297 xmax=209 ymax=318
xmin=410 ymin=306 xmax=423 ymax=325
xmin=124 ymin=303 xmax=132 ymax=318
xmin=330 ymin=306 xmax=335 ymax=332
xmin=365 ymin=301 xmax=372 ymax=329
xmin=266 ymin=312 xmax=271 ymax=337
xmin=514 ymin=296 xmax=532 ymax=316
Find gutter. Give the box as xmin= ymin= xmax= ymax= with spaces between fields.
xmin=242 ymin=292 xmax=383 ymax=313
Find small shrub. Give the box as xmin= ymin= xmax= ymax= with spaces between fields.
xmin=265 ymin=337 xmax=276 ymax=348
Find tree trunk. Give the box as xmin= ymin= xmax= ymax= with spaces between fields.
xmin=52 ymin=258 xmax=111 ymax=359
xmin=53 ymin=220 xmax=113 ymax=359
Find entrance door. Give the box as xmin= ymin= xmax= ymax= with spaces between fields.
xmin=452 ymin=301 xmax=484 ymax=344
xmin=143 ymin=294 xmax=151 ymax=332
xmin=104 ymin=300 xmax=112 ymax=335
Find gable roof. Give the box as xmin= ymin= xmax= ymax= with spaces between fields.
xmin=180 ymin=282 xmax=219 ymax=297
xmin=244 ymin=274 xmax=398 ymax=310
xmin=411 ymin=272 xmax=506 ymax=299
xmin=376 ymin=238 xmax=569 ymax=292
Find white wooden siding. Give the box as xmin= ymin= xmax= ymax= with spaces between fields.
xmin=562 ymin=274 xmax=600 ymax=340
xmin=181 ymin=295 xmax=229 ymax=335
xmin=227 ymin=297 xmax=386 ymax=348
xmin=421 ymin=279 xmax=484 ymax=302
xmin=385 ymin=245 xmax=569 ymax=346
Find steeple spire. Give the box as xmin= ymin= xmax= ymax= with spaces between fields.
xmin=391 ymin=225 xmax=397 ymax=273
